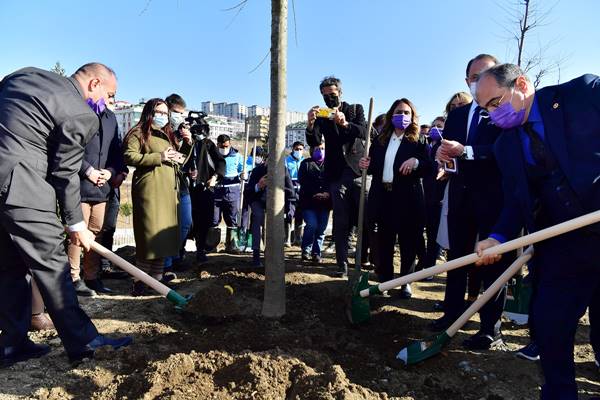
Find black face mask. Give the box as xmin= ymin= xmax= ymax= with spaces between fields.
xmin=323 ymin=93 xmax=340 ymax=108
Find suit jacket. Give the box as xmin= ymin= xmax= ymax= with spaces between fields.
xmin=492 ymin=74 xmax=600 ymax=240
xmin=367 ymin=134 xmax=430 ymax=226
xmin=244 ymin=163 xmax=295 ymax=208
xmin=443 ymin=102 xmax=504 ymax=249
xmin=305 ymin=101 xmax=367 ymax=182
xmin=422 ymin=140 xmax=446 ymax=207
xmin=0 ymin=67 xmax=99 ymax=225
xmin=79 ymin=109 xmax=126 ymax=203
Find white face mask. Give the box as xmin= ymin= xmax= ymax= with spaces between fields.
xmin=469 ymin=82 xmax=477 ymax=100
xmin=152 ymin=115 xmax=169 ymax=128
xmin=170 ymin=112 xmax=186 ymax=130
xmin=219 ymin=147 xmax=230 ymax=156
xmin=254 ymin=156 xmax=263 ymax=165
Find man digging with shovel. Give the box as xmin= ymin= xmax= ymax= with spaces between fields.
xmin=475 ymin=64 xmax=600 ymax=400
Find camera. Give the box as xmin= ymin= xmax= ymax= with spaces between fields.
xmin=184 ymin=111 xmax=210 ymax=140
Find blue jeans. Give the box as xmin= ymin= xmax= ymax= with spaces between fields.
xmin=165 ymin=193 xmax=193 ymax=268
xmin=301 ymin=208 xmax=329 ymax=256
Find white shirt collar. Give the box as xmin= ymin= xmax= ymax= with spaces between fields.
xmin=469 ymin=100 xmax=480 ymax=115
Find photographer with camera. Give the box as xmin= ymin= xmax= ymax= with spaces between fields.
xmin=164 ymin=94 xmax=194 ymax=271
xmin=185 ymin=111 xmax=225 ymax=263
xmin=305 ymin=76 xmax=368 ymax=277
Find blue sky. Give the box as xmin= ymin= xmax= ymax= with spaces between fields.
xmin=1 ymin=0 xmax=598 ymax=124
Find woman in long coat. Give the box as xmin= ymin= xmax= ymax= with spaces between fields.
xmin=123 ymin=98 xmax=192 ymax=295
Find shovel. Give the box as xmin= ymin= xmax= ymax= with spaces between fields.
xmin=350 ymin=209 xmax=600 ymax=324
xmin=91 ymin=242 xmax=191 ymax=309
xmin=397 ymin=246 xmax=533 ymax=365
xmin=235 ymin=121 xmax=251 ymax=251
xmin=346 ymin=97 xmax=374 ymax=325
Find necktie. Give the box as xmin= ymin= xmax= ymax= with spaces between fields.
xmin=523 ymin=122 xmax=546 ymax=165
xmin=467 ymin=106 xmax=481 ymax=145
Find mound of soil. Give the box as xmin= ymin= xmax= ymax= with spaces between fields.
xmin=113 ymin=350 xmax=387 ymax=400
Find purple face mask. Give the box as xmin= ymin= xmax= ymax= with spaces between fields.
xmin=86 ymin=97 xmax=106 ymax=115
xmin=489 ymin=90 xmax=526 ymax=129
xmin=429 ymin=126 xmax=443 ymax=142
xmin=391 ymin=114 xmax=411 ymax=130
xmin=312 ymin=148 xmax=325 ymax=162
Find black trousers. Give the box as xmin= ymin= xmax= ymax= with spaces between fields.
xmin=443 ymin=200 xmax=512 ymax=334
xmin=0 ymin=201 xmax=98 ymax=357
xmin=99 ymin=188 xmax=120 ymax=257
xmin=533 ymin=232 xmax=600 ymax=399
xmin=191 ymin=185 xmax=215 ymax=253
xmin=376 ymin=191 xmax=420 ymax=283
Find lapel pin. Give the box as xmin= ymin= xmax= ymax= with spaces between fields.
xmin=553 ymin=102 xmax=559 ymax=109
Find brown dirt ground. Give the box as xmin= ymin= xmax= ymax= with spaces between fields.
xmin=1 ymin=244 xmax=599 ymax=399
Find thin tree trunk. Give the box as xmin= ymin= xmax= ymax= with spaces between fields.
xmin=517 ymin=0 xmax=530 ymax=67
xmin=262 ymin=0 xmax=287 ymax=318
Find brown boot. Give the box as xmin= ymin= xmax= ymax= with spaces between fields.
xmin=30 ymin=313 xmax=55 ymax=331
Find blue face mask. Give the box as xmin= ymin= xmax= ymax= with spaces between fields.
xmin=293 ymin=150 xmax=302 ymax=159
xmin=152 ymin=115 xmax=169 ymax=128
xmin=169 ymin=112 xmax=186 ymax=130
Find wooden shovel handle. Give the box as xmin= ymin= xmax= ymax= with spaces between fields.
xmin=361 ymin=209 xmax=600 ymax=297
xmin=90 ymin=242 xmax=171 ymax=297
xmin=446 ymin=247 xmax=533 ymax=337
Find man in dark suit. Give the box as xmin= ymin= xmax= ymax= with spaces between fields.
xmin=305 ymin=76 xmax=367 ymax=277
xmin=475 ymin=64 xmax=600 ymax=399
xmin=0 ymin=63 xmax=132 ymax=367
xmin=68 ymin=105 xmax=127 ymax=296
xmin=433 ymin=54 xmax=516 ymax=349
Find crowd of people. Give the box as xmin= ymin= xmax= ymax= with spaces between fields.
xmin=0 ymin=55 xmax=598 ymax=399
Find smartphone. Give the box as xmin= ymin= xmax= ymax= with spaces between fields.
xmin=444 ymin=158 xmax=458 ymax=173
xmin=316 ymin=108 xmax=336 ymax=119
xmin=172 ymin=151 xmax=186 ymax=164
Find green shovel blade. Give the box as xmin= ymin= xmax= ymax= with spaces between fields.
xmin=166 ymin=290 xmax=192 ymax=312
xmin=396 ymin=332 xmax=451 ymax=365
xmin=348 ymin=271 xmax=371 ymax=324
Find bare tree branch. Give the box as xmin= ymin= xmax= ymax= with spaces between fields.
xmin=139 ymin=0 xmax=152 ymax=16
xmin=497 ymin=0 xmax=568 ymax=87
xmin=221 ymin=0 xmax=249 ymax=12
xmin=223 ymin=0 xmax=249 ymax=29
xmin=248 ymin=49 xmax=271 ymax=74
xmin=291 ymin=0 xmax=298 ymax=46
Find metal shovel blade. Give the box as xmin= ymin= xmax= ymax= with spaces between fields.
xmin=347 ymin=271 xmax=371 ymax=324
xmin=396 ymin=332 xmax=451 ymax=365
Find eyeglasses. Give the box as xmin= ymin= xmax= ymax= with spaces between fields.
xmin=154 ymin=110 xmax=168 ymax=116
xmin=482 ymin=90 xmax=509 ymax=113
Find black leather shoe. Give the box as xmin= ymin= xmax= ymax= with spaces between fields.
xmin=428 ymin=315 xmax=455 ymax=332
xmin=68 ymin=334 xmax=133 ymax=363
xmin=398 ymin=284 xmax=412 ymax=299
xmin=73 ymin=279 xmax=96 ymax=297
xmin=131 ymin=280 xmax=148 ymax=296
xmin=1 ymin=339 xmax=51 ymax=368
xmin=334 ymin=263 xmax=348 ymax=278
xmin=462 ymin=330 xmax=503 ymax=350
xmin=160 ymin=272 xmax=177 ymax=284
xmin=85 ymin=279 xmax=113 ymax=294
